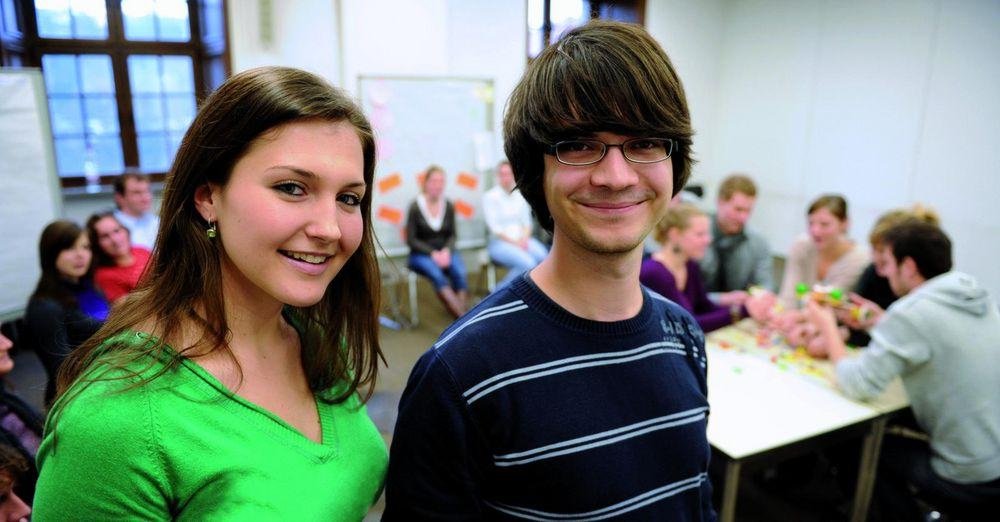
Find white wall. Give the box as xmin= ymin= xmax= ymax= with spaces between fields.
xmin=647 ymin=0 xmax=1000 ymax=298
xmin=228 ymin=0 xmax=341 ymax=82
xmin=339 ymin=0 xmax=525 ymax=162
xmin=207 ymin=0 xmax=1000 ymax=298
xmin=228 ymin=0 xmax=525 ymax=162
xmin=645 ymin=0 xmax=726 ymax=185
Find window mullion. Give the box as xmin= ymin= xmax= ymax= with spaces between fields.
xmin=106 ymin=0 xmax=124 ymax=43
xmin=111 ymin=50 xmax=139 ymax=169
xmin=107 ymin=0 xmax=137 ymax=171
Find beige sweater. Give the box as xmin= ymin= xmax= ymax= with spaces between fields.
xmin=778 ymin=234 xmax=870 ymax=306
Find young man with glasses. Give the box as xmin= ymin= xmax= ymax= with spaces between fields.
xmin=385 ymin=21 xmax=715 ymax=520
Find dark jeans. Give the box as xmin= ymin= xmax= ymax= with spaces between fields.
xmin=873 ymin=434 xmax=1000 ymax=521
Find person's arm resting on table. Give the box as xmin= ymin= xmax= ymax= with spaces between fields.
xmin=807 ymin=301 xmax=924 ymax=401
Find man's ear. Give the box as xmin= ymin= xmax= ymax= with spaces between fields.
xmin=193 ymin=184 xmax=219 ymax=222
xmin=901 ymin=256 xmax=919 ymax=281
xmin=113 ymin=192 xmax=124 ymax=209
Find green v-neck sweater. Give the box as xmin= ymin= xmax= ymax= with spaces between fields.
xmin=33 ymin=332 xmax=388 ymax=520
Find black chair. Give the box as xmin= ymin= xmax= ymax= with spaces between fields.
xmin=918 ymin=485 xmax=1000 ymax=522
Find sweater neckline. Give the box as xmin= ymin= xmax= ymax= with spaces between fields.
xmin=510 ymin=273 xmax=656 ymax=336
xmin=125 ymin=331 xmax=340 ymax=460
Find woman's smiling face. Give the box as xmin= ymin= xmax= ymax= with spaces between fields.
xmin=196 ymin=119 xmax=367 ymax=309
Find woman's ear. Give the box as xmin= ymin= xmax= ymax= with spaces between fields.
xmin=667 ymin=227 xmax=681 ymax=245
xmin=194 ymin=184 xmax=219 ymax=222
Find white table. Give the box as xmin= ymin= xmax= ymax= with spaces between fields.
xmin=705 ymin=321 xmax=908 ymax=522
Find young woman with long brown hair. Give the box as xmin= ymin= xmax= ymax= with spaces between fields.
xmin=24 ymin=220 xmax=108 ymax=405
xmin=34 ymin=67 xmax=386 ymax=519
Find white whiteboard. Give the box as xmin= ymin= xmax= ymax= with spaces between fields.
xmin=358 ymin=76 xmax=495 ymax=256
xmin=0 ymin=69 xmax=62 ymax=320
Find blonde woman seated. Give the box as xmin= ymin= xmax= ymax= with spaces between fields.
xmin=406 ymin=165 xmax=468 ymax=318
xmin=640 ymin=204 xmax=774 ymax=333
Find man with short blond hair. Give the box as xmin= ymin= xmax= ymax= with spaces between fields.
xmin=113 ymin=173 xmax=159 ymax=250
xmin=699 ymin=173 xmax=773 ymax=306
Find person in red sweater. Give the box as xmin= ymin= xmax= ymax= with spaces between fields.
xmin=86 ymin=211 xmax=151 ymax=302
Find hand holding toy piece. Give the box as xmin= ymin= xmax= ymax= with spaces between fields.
xmin=834 ymin=293 xmax=884 ymax=330
xmin=795 ymin=283 xmax=873 ymax=322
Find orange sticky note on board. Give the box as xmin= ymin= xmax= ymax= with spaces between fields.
xmin=456 ymin=172 xmax=478 ymax=190
xmin=454 ymin=199 xmax=474 ymax=219
xmin=377 ymin=205 xmax=403 ymax=225
xmin=378 ymin=173 xmax=402 ymax=194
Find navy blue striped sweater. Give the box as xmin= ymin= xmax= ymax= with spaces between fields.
xmin=384 ymin=274 xmax=716 ymax=521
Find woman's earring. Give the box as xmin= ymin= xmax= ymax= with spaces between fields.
xmin=671 ymin=244 xmax=682 ymax=255
xmin=206 ymin=221 xmax=218 ymax=239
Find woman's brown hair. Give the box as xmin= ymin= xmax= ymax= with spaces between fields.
xmin=807 ymin=194 xmax=849 ymax=221
xmin=85 ymin=211 xmax=127 ymax=268
xmin=53 ymin=67 xmax=383 ymax=415
xmin=30 ymin=220 xmax=92 ymax=308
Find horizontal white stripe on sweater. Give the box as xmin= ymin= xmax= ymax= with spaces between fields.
xmin=463 ymin=341 xmax=686 ymax=405
xmin=434 ymin=300 xmax=528 ymax=350
xmin=493 ymin=406 xmax=709 ymax=467
xmin=484 ymin=472 xmax=709 ymax=521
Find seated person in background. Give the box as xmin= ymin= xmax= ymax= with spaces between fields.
xmin=87 ymin=211 xmax=152 ymax=303
xmin=778 ymin=193 xmax=868 ymax=307
xmin=407 ymin=165 xmax=468 ymax=318
xmin=641 ymin=204 xmax=774 ymax=333
xmin=113 ymin=173 xmax=160 ymax=251
xmin=845 ymin=203 xmax=940 ymax=346
xmin=0 ymin=327 xmax=42 ymax=506
xmin=806 ymin=222 xmax=1000 ymax=521
xmin=482 ymin=159 xmax=548 ymax=289
xmin=0 ymin=444 xmax=31 ymax=521
xmin=24 ymin=220 xmax=107 ymax=405
xmin=700 ymin=174 xmax=774 ymax=306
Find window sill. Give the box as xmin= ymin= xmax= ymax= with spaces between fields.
xmin=61 ymin=181 xmax=165 ymax=200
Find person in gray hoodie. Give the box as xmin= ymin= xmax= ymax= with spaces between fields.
xmin=807 ymin=221 xmax=1000 ymax=520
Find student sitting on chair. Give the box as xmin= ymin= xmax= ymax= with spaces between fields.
xmin=482 ymin=159 xmax=548 ymax=290
xmin=24 ymin=220 xmax=107 ymax=405
xmin=699 ymin=173 xmax=773 ymax=307
xmin=406 ymin=165 xmax=469 ymax=318
xmin=87 ymin=211 xmax=152 ymax=303
xmin=112 ymin=173 xmax=160 ymax=251
xmin=641 ymin=203 xmax=774 ymax=333
xmin=805 ymin=222 xmax=1000 ymax=521
xmin=0 ymin=326 xmax=42 ymax=508
xmin=845 ymin=204 xmax=940 ymax=346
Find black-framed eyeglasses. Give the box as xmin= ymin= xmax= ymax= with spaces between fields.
xmin=545 ymin=137 xmax=675 ymax=166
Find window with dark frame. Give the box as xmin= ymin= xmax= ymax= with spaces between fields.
xmin=527 ymin=0 xmax=645 ymax=60
xmin=0 ymin=0 xmax=229 ymax=188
